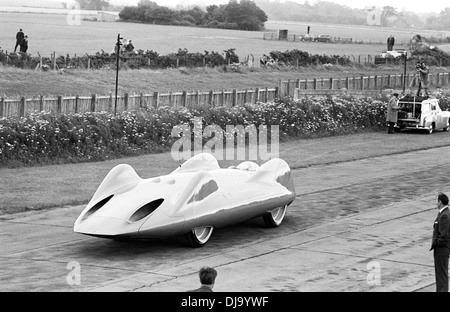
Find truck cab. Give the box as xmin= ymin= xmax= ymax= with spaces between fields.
xmin=395 ymin=95 xmax=450 ymax=134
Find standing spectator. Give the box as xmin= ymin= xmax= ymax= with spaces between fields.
xmin=14 ymin=29 xmax=24 ymax=52
xmin=387 ymin=35 xmax=395 ymax=51
xmin=124 ymin=39 xmax=134 ymax=53
xmin=187 ymin=267 xmax=217 ymax=292
xmin=416 ymin=60 xmax=429 ymax=97
xmin=386 ymin=93 xmax=400 ymax=134
xmin=307 ymin=25 xmax=310 ymax=35
xmin=20 ymin=35 xmax=28 ymax=53
xmin=430 ymin=193 xmax=450 ymax=292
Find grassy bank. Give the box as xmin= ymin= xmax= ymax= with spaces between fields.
xmin=0 ymin=64 xmax=433 ymax=97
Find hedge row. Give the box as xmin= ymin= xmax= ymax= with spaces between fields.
xmin=268 ymin=49 xmax=352 ymax=66
xmin=410 ymin=46 xmax=450 ymax=66
xmin=1 ymin=48 xmax=358 ymax=70
xmin=0 ymin=48 xmax=240 ymax=70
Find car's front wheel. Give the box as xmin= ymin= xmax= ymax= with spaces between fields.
xmin=185 ymin=226 xmax=214 ymax=247
xmin=263 ymin=205 xmax=287 ymax=228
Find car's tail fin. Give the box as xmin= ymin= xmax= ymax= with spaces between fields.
xmin=171 ymin=153 xmax=220 ymax=174
xmin=247 ymin=158 xmax=295 ymax=195
xmin=88 ymin=164 xmax=142 ymax=207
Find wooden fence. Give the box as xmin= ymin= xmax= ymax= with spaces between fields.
xmin=263 ymin=33 xmax=355 ymax=44
xmin=0 ymin=88 xmax=278 ymax=118
xmin=263 ymin=32 xmax=406 ymax=45
xmin=279 ymin=72 xmax=450 ymax=98
xmin=1 ymin=72 xmax=450 ymax=118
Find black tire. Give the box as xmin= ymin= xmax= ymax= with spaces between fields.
xmin=263 ymin=205 xmax=287 ymax=228
xmin=185 ymin=226 xmax=214 ymax=248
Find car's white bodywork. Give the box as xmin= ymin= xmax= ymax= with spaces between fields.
xmin=396 ymin=96 xmax=450 ymax=134
xmin=74 ymin=153 xmax=296 ymax=246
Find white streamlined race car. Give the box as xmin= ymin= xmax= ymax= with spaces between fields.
xmin=74 ymin=153 xmax=296 ymax=247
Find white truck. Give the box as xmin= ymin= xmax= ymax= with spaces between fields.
xmin=395 ymin=95 xmax=450 ymax=134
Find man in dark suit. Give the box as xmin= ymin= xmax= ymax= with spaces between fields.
xmin=387 ymin=35 xmax=395 ymax=51
xmin=430 ymin=193 xmax=450 ymax=292
xmin=14 ymin=29 xmax=24 ymax=52
xmin=187 ymin=267 xmax=217 ymax=292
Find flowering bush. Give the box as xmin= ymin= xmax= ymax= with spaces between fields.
xmin=1 ymin=92 xmax=448 ymax=167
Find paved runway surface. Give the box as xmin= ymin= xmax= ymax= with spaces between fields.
xmin=1 ymin=145 xmax=449 ymax=292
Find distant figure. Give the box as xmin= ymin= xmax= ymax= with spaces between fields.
xmin=187 ymin=267 xmax=217 ymax=292
xmin=260 ymin=54 xmax=268 ymax=66
xmin=124 ymin=39 xmax=134 ymax=53
xmin=386 ymin=92 xmax=400 ymax=134
xmin=260 ymin=54 xmax=276 ymax=67
xmin=14 ymin=29 xmax=24 ymax=52
xmin=20 ymin=35 xmax=28 ymax=53
xmin=307 ymin=25 xmax=310 ymax=35
xmin=387 ymin=35 xmax=395 ymax=51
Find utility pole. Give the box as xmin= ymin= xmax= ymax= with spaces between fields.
xmin=115 ymin=33 xmax=123 ymax=116
xmin=402 ymin=51 xmax=407 ymax=95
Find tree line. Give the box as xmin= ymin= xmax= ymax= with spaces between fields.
xmin=254 ymin=0 xmax=450 ymax=30
xmin=71 ymin=0 xmax=450 ymax=30
xmin=118 ymin=0 xmax=268 ymax=31
xmin=425 ymin=8 xmax=450 ymax=30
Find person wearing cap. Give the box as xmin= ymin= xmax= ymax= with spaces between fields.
xmin=386 ymin=92 xmax=400 ymax=134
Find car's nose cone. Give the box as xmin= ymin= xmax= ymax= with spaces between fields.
xmin=74 ymin=215 xmax=140 ymax=237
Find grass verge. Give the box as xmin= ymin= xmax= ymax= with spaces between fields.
xmin=1 ymin=129 xmax=450 ymax=215
xmin=0 ymin=64 xmax=436 ymax=97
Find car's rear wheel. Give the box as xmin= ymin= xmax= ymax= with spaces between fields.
xmin=427 ymin=123 xmax=435 ymax=134
xmin=443 ymin=119 xmax=450 ymax=131
xmin=185 ymin=226 xmax=214 ymax=247
xmin=263 ymin=205 xmax=287 ymax=228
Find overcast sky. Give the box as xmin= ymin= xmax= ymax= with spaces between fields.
xmin=109 ymin=0 xmax=448 ymax=14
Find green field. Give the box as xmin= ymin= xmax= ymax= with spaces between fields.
xmin=2 ymin=11 xmax=444 ymax=61
xmin=2 ymin=12 xmax=450 ymax=98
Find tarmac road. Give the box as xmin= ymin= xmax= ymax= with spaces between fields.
xmin=1 ymin=144 xmax=449 ymax=292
